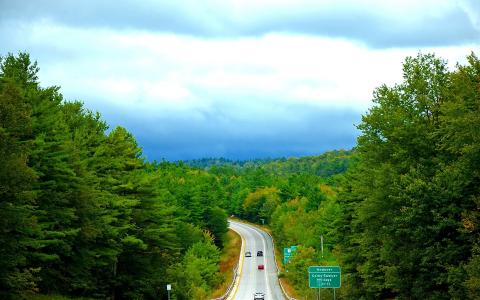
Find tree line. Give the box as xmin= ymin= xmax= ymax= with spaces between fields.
xmin=186 ymin=149 xmax=351 ymax=177
xmin=0 ymin=53 xmax=228 ymax=299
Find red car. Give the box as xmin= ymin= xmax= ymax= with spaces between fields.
xmin=257 ymin=264 xmax=264 ymax=270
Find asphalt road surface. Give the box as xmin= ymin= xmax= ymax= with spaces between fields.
xmin=228 ymin=220 xmax=285 ymax=300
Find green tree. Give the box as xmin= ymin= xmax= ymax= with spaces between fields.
xmin=335 ymin=52 xmax=480 ymax=299
xmin=0 ymin=54 xmax=39 ymax=297
xmin=242 ymin=187 xmax=280 ymax=223
xmin=167 ymin=233 xmax=222 ymax=300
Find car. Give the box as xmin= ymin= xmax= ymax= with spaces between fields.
xmin=257 ymin=250 xmax=263 ymax=257
xmin=253 ymin=292 xmax=265 ymax=300
xmin=245 ymin=251 xmax=252 ymax=257
xmin=257 ymin=264 xmax=264 ymax=270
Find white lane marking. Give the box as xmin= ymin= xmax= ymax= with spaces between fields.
xmin=234 ymin=222 xmax=273 ymax=299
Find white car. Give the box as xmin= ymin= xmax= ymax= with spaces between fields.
xmin=253 ymin=292 xmax=265 ymax=300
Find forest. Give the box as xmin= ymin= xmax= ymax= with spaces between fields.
xmin=0 ymin=53 xmax=229 ymax=299
xmin=1 ymin=51 xmax=479 ymax=299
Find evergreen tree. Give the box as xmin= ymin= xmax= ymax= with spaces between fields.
xmin=0 ymin=54 xmax=39 ymax=297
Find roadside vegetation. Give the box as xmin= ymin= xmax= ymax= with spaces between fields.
xmin=211 ymin=229 xmax=242 ymax=298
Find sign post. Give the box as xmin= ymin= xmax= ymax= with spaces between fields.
xmin=166 ymin=284 xmax=171 ymax=300
xmin=320 ymin=235 xmax=324 ymax=258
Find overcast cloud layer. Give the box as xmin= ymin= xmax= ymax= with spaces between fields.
xmin=2 ymin=0 xmax=480 ymax=47
xmin=1 ymin=0 xmax=479 ymax=160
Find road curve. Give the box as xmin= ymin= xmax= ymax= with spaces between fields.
xmin=228 ymin=220 xmax=285 ymax=300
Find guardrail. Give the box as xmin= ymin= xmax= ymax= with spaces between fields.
xmin=211 ymin=264 xmax=239 ymax=300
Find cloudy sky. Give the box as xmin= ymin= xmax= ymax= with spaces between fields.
xmin=1 ymin=0 xmax=479 ymax=161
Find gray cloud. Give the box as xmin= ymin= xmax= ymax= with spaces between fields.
xmin=96 ymin=98 xmax=361 ymax=161
xmin=1 ymin=0 xmax=478 ymax=48
xmin=246 ymin=6 xmax=478 ymax=48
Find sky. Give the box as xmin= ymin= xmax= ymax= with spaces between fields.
xmin=1 ymin=0 xmax=479 ymax=161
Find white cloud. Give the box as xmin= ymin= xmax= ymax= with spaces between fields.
xmin=14 ymin=20 xmax=473 ymax=118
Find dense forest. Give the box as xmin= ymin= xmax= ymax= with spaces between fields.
xmin=335 ymin=53 xmax=480 ymax=299
xmin=0 ymin=53 xmax=229 ymax=299
xmin=1 ymin=51 xmax=479 ymax=300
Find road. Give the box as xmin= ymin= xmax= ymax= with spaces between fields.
xmin=228 ymin=220 xmax=285 ymax=300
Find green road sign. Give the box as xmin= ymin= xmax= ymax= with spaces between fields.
xmin=308 ymin=266 xmax=341 ymax=288
xmin=283 ymin=246 xmax=298 ymax=264
xmin=283 ymin=248 xmax=291 ymax=264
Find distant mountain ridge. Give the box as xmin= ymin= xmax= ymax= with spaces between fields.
xmin=183 ymin=149 xmax=353 ymax=177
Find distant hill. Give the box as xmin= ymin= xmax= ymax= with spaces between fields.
xmin=183 ymin=149 xmax=353 ymax=177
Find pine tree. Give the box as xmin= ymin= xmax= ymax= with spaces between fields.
xmin=0 ymin=54 xmax=39 ymax=297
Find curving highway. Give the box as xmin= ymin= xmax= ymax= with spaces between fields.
xmin=228 ymin=220 xmax=285 ymax=300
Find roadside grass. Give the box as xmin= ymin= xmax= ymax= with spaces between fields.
xmin=211 ymin=229 xmax=242 ymax=298
xmin=230 ymin=217 xmax=302 ymax=299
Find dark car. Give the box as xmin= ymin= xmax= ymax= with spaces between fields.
xmin=253 ymin=292 xmax=265 ymax=299
xmin=257 ymin=250 xmax=263 ymax=257
xmin=257 ymin=264 xmax=264 ymax=270
xmin=245 ymin=251 xmax=252 ymax=257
